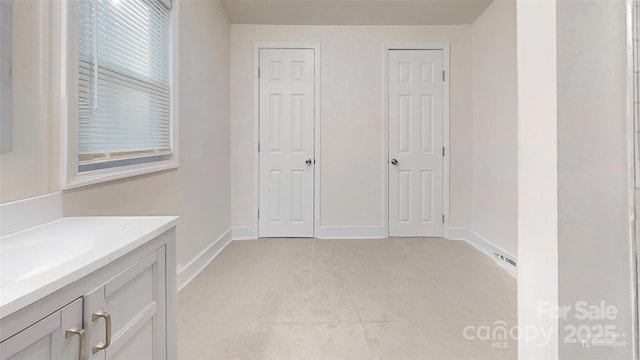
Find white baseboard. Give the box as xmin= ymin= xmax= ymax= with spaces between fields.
xmin=447 ymin=227 xmax=474 ymax=242
xmin=447 ymin=227 xmax=517 ymax=278
xmin=232 ymin=227 xmax=258 ymax=240
xmin=177 ymin=229 xmax=232 ymax=291
xmin=315 ymin=226 xmax=387 ymax=239
xmin=0 ymin=192 xmax=63 ymax=236
xmin=232 ymin=226 xmax=387 ymax=240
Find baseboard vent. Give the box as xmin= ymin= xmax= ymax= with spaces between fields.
xmin=494 ymin=253 xmax=517 ymax=267
xmin=447 ymin=228 xmax=516 ymax=278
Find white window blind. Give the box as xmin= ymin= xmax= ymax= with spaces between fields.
xmin=76 ymin=0 xmax=172 ymax=172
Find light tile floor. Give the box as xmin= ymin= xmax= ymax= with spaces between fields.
xmin=178 ymin=238 xmax=517 ymax=360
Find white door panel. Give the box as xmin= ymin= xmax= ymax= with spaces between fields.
xmin=259 ymin=49 xmax=315 ymax=237
xmin=389 ymin=49 xmax=444 ymax=237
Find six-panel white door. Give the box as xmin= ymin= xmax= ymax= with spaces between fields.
xmin=389 ymin=49 xmax=444 ymax=237
xmin=259 ymin=48 xmax=315 ymax=237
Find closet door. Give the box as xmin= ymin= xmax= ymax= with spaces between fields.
xmin=258 ymin=48 xmax=316 ymax=238
xmin=389 ymin=49 xmax=444 ymax=237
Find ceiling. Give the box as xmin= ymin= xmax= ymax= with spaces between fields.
xmin=221 ymin=0 xmax=493 ymax=25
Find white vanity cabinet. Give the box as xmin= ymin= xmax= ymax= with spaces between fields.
xmin=0 ymin=299 xmax=83 ymax=360
xmin=84 ymin=248 xmax=166 ymax=360
xmin=0 ymin=217 xmax=177 ymax=360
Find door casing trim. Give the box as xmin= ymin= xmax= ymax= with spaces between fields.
xmin=383 ymin=42 xmax=451 ymax=238
xmin=253 ymin=41 xmax=321 ymax=238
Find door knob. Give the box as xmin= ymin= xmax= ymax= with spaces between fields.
xmin=305 ymin=159 xmax=312 ymax=166
xmin=391 ymin=158 xmax=398 ymax=166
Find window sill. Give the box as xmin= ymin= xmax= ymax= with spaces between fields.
xmin=62 ymin=160 xmax=178 ymax=190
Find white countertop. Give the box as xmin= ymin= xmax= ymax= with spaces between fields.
xmin=0 ymin=216 xmax=178 ymax=319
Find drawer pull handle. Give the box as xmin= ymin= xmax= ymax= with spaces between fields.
xmin=65 ymin=325 xmax=86 ymax=360
xmin=92 ymin=311 xmax=112 ymax=354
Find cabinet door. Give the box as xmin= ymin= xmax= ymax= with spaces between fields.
xmin=0 ymin=299 xmax=84 ymax=360
xmin=85 ymin=248 xmax=166 ymax=360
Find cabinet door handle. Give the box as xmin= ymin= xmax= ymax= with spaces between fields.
xmin=65 ymin=325 xmax=86 ymax=360
xmin=92 ymin=311 xmax=112 ymax=354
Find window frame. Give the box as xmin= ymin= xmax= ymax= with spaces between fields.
xmin=61 ymin=0 xmax=179 ymax=189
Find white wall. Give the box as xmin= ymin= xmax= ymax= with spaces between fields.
xmin=557 ymin=0 xmax=635 ymax=358
xmin=0 ymin=1 xmax=52 ymax=203
xmin=230 ymin=25 xmax=473 ymax=236
xmin=175 ymin=0 xmax=231 ymax=270
xmin=471 ymin=0 xmax=518 ymax=257
xmin=516 ymin=0 xmax=559 ymax=357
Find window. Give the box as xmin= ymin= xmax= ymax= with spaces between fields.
xmin=64 ymin=0 xmax=176 ymax=187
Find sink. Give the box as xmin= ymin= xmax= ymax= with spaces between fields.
xmin=0 ymin=235 xmax=94 ymax=287
xmin=0 ymin=216 xmax=177 ymax=318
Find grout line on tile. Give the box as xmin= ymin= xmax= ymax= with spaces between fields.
xmin=250 ymin=320 xmax=365 ymax=325
xmin=358 ymin=313 xmax=374 ymax=360
xmin=359 ymin=319 xmax=517 ymax=325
